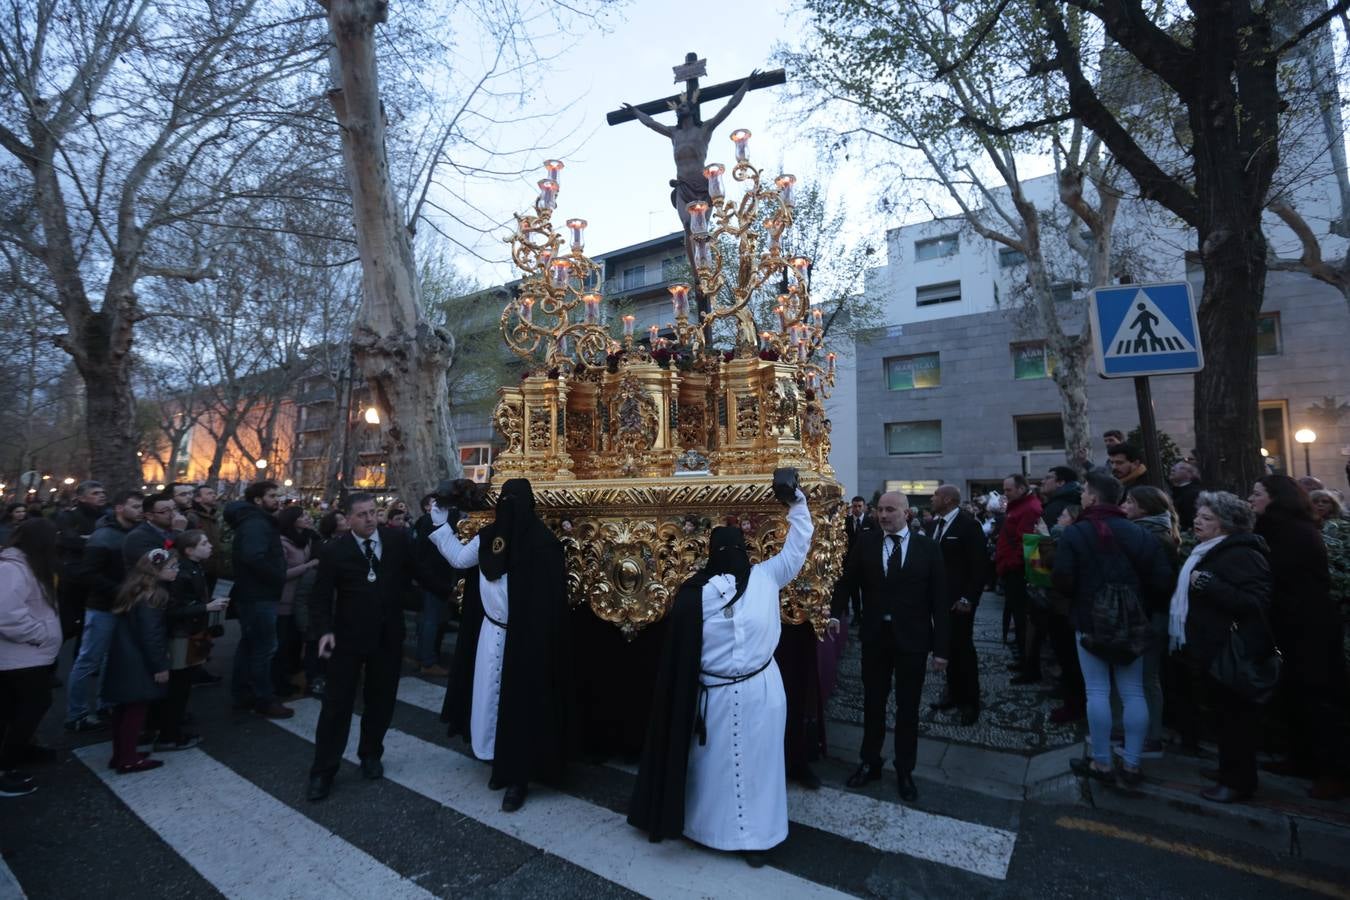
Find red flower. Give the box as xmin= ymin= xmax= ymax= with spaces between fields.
xmin=163 ymin=538 xmax=175 ymax=550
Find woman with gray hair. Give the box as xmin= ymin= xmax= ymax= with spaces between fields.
xmin=1168 ymin=491 xmax=1273 ymax=802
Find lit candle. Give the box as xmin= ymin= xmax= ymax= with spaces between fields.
xmin=550 ymin=257 xmax=572 ymax=288
xmin=537 ymin=178 xmax=558 ymax=210
xmin=622 ymin=314 xmax=636 ymax=337
xmin=775 ymin=305 xmax=789 ymax=330
xmin=827 ymin=352 xmax=836 ymax=376
xmin=729 ymin=128 xmax=751 ymax=163
xmin=519 ymin=297 xmax=534 ymax=323
xmin=806 ymin=370 xmax=819 ymax=390
xmin=704 ymin=163 xmax=725 ymax=201
xmin=543 ymin=159 xmax=564 ymax=184
xmin=769 ymin=225 xmax=782 ymax=255
xmin=538 ymin=248 xmax=552 ymax=269
xmin=760 ymin=331 xmax=774 ymax=352
xmin=812 ymin=307 xmax=823 ymax=327
xmin=657 ymin=337 xmax=668 ymax=350
xmin=583 ymin=293 xmax=601 ymax=324
xmin=790 ymin=255 xmax=811 ymax=279
xmin=692 ymin=239 xmax=712 ymax=270
xmin=775 ymin=173 xmax=797 ymax=207
xmin=669 ymin=283 xmax=691 ymax=319
xmin=796 ymin=340 xmax=808 ymax=362
xmin=686 ymin=201 xmax=709 ymax=238
xmin=648 ymin=325 xmax=659 ymax=344
xmin=566 ymin=218 xmax=587 ymax=252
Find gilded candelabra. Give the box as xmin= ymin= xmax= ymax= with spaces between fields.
xmin=483 ymin=142 xmax=845 ymax=638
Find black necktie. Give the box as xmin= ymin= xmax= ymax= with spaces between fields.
xmin=934 ymin=518 xmax=946 ymax=542
xmin=363 ymin=538 xmax=377 ymax=569
xmin=885 ymin=533 xmax=899 ymax=574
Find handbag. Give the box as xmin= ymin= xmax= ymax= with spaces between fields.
xmin=1208 ymin=617 xmax=1282 ymax=704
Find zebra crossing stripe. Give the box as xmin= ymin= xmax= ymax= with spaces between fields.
xmin=273 ymin=699 xmax=853 ymax=900
xmin=72 ymin=746 xmax=435 ymax=900
xmin=392 ymin=677 xmax=1017 ymax=880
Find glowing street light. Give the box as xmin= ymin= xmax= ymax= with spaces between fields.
xmin=1294 ymin=428 xmax=1317 ymax=476
xmin=283 ymin=478 xmax=294 ymax=487
xmin=62 ymin=477 xmax=75 ymax=485
xmin=255 ymin=459 xmax=269 ymax=471
xmin=364 ymin=406 xmax=381 ymax=425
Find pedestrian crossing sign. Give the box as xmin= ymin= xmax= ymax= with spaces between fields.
xmin=1088 ymin=281 xmax=1204 ymax=378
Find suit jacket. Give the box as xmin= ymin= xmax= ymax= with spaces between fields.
xmin=832 ymin=528 xmax=950 ymax=657
xmin=309 ymin=526 xmax=416 ymax=654
xmin=844 ymin=513 xmax=877 ymax=550
xmin=925 ymin=510 xmax=988 ymax=608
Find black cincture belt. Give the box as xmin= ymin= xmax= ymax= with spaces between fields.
xmin=484 ymin=610 xmax=507 ymax=630
xmin=695 ymin=656 xmax=774 ymax=746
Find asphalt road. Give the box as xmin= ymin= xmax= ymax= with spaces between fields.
xmin=3 ymin=627 xmax=1347 ymax=900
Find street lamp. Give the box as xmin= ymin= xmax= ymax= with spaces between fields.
xmin=363 ymin=406 xmax=381 ymax=425
xmin=62 ymin=477 xmax=75 ymax=485
xmin=255 ymin=459 xmax=269 ymax=471
xmin=1294 ymin=428 xmax=1316 ymax=476
xmin=283 ymin=478 xmax=293 ymax=487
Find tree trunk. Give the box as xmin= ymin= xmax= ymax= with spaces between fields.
xmin=1194 ymin=231 xmax=1267 ymax=494
xmin=79 ymin=348 xmax=140 ymax=494
xmin=1050 ymin=338 xmax=1093 ymax=470
xmin=324 ymin=0 xmax=460 ymax=502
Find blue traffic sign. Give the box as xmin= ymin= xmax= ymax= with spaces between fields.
xmin=1088 ymin=281 xmax=1204 ymax=378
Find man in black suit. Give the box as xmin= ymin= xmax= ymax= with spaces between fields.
xmin=841 ymin=495 xmax=876 ymax=620
xmin=925 ymin=486 xmax=987 ymax=726
xmin=833 ymin=491 xmax=948 ymax=802
xmin=307 ymin=492 xmax=418 ymax=801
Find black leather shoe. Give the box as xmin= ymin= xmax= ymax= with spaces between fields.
xmin=845 ymin=762 xmax=883 ymax=788
xmin=307 ymin=774 xmax=333 ymax=802
xmin=1070 ymin=757 xmax=1116 ymax=784
xmin=789 ymin=765 xmax=822 ymax=790
xmin=360 ymin=758 xmax=383 ymax=780
xmin=1201 ymin=784 xmax=1253 ymax=804
xmin=501 ymin=784 xmax=528 ymax=812
xmin=743 ymin=851 xmax=769 ymax=868
xmin=897 ymin=773 xmax=918 ymax=802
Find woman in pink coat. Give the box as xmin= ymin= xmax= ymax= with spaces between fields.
xmin=0 ymin=518 xmax=62 ymax=797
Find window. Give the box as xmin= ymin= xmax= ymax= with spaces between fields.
xmin=915 ymin=234 xmax=959 ymax=261
xmin=885 ymin=353 xmax=941 ymax=390
xmin=1051 ymin=281 xmax=1077 ymax=303
xmin=1012 ymin=342 xmax=1057 ymax=380
xmin=1259 ymin=400 xmax=1289 ymax=474
xmin=582 ymin=269 xmax=599 ymax=291
xmin=621 ymin=264 xmax=645 ymax=291
xmin=885 ymin=420 xmax=942 ymax=456
xmin=661 ymin=255 xmax=684 ymax=282
xmin=916 ymin=281 xmax=961 ymax=307
xmin=998 ymin=247 xmax=1026 ymax=268
xmin=1256 ymin=313 xmax=1280 ymax=356
xmin=459 ymin=444 xmax=496 ymax=483
xmin=1015 ymin=414 xmax=1066 ymax=451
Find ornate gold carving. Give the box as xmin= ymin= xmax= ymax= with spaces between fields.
xmin=735 ymin=392 xmax=759 ymax=440
xmin=527 ymin=407 xmax=551 ymax=450
xmin=493 ymin=397 xmax=523 ymax=455
xmin=566 ymin=411 xmax=593 ymax=452
xmin=463 ymin=477 xmax=845 ymax=639
xmin=611 ymin=373 xmax=659 ymax=477
xmin=677 ymin=403 xmax=706 ymax=448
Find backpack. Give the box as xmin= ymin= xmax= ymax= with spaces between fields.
xmin=1075 ymin=523 xmax=1153 ymax=664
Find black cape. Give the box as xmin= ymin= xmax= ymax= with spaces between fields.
xmin=626 ymin=579 xmax=704 ymax=841
xmin=437 ymin=506 xmax=573 ymax=787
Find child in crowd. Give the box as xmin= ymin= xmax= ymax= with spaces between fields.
xmin=104 ymin=549 xmax=174 ymax=773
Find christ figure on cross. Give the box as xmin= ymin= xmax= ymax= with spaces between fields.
xmin=622 ymin=78 xmax=756 ymax=236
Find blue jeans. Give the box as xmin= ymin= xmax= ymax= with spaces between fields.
xmin=1111 ymin=612 xmax=1168 ymax=742
xmin=64 ymin=609 xmax=116 ymax=723
xmin=417 ymin=591 xmax=445 ymax=667
xmin=1077 ymin=633 xmax=1147 ymax=769
xmin=232 ymin=600 xmax=278 ymax=710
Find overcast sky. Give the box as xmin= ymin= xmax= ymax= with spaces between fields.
xmin=443 ymin=0 xmax=874 ymax=285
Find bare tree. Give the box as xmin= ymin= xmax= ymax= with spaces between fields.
xmin=0 ymin=0 xmax=331 ymax=490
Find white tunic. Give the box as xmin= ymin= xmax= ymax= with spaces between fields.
xmin=428 ymin=530 xmax=508 ymax=762
xmin=683 ymin=499 xmax=814 ymax=851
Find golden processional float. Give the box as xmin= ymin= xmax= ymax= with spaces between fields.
xmin=472 ymin=139 xmax=845 ymax=640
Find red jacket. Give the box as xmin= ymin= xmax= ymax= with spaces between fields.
xmin=996 ymin=492 xmax=1043 ymax=575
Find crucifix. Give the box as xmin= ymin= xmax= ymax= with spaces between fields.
xmin=609 ymin=53 xmax=786 ymax=329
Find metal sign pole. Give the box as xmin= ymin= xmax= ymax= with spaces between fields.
xmin=1133 ymin=375 xmax=1165 ymax=488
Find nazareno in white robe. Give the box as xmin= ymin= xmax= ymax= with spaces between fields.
xmin=428 ymin=531 xmax=508 ymax=762
xmin=683 ymin=498 xmax=814 ymax=851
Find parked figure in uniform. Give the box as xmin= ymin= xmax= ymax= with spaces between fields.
xmin=428 ymin=478 xmax=573 ymax=813
xmin=629 ymin=485 xmax=814 ymax=866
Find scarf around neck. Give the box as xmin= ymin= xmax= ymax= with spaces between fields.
xmin=1078 ymin=503 xmax=1126 ymax=548
xmin=1168 ymin=535 xmax=1225 ymax=652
